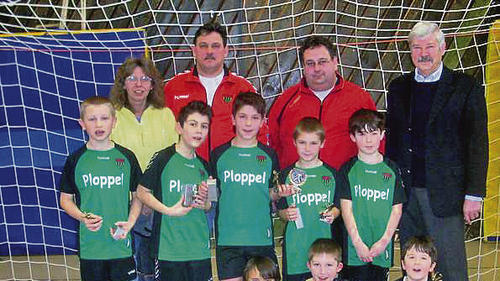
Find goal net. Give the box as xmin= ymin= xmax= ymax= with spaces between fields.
xmin=0 ymin=1 xmax=499 ymax=280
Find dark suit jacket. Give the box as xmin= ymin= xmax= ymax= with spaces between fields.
xmin=386 ymin=66 xmax=488 ymax=217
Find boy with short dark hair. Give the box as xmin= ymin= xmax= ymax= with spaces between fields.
xmin=396 ymin=236 xmax=438 ymax=281
xmin=59 ymin=96 xmax=142 ymax=281
xmin=339 ymin=108 xmax=406 ymax=281
xmin=136 ymin=101 xmax=212 ymax=281
xmin=306 ymin=238 xmax=344 ymax=281
xmin=277 ymin=117 xmax=340 ymax=281
xmin=211 ymin=92 xmax=286 ymax=281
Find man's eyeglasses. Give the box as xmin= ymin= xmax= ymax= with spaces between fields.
xmin=304 ymin=59 xmax=331 ymax=68
xmin=125 ymin=75 xmax=152 ymax=83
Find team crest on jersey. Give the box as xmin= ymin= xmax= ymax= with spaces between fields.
xmin=199 ymin=168 xmax=206 ymax=178
xmin=383 ymin=173 xmax=392 ymax=181
xmin=115 ymin=158 xmax=125 ymax=168
xmin=256 ymin=155 xmax=267 ymax=164
xmin=223 ymin=96 xmax=232 ymax=103
xmin=321 ymin=175 xmax=331 ymax=186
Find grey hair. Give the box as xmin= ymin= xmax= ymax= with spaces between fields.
xmin=408 ymin=21 xmax=445 ymax=47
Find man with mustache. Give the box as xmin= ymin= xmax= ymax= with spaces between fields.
xmin=386 ymin=21 xmax=488 ymax=281
xmin=164 ymin=19 xmax=261 ymax=162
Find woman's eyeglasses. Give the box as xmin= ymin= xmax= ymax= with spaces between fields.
xmin=125 ymin=75 xmax=152 ymax=83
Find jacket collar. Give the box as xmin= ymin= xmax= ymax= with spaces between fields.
xmin=299 ymin=73 xmax=345 ymax=97
xmin=192 ymin=65 xmax=229 ymax=78
xmin=414 ymin=62 xmax=443 ymax=82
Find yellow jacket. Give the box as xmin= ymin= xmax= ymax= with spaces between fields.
xmin=111 ymin=106 xmax=178 ymax=171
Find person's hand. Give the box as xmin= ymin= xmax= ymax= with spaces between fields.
xmin=276 ymin=184 xmax=298 ymax=198
xmin=320 ymin=211 xmax=335 ymax=224
xmin=353 ymin=240 xmax=372 ymax=263
xmin=369 ymin=238 xmax=389 ymax=258
xmin=193 ymin=182 xmax=208 ymax=209
xmin=281 ymin=205 xmax=299 ymax=221
xmin=110 ymin=221 xmax=132 ymax=240
xmin=164 ymin=195 xmax=193 ymax=217
xmin=463 ymin=199 xmax=482 ymax=224
xmin=82 ymin=213 xmax=103 ymax=232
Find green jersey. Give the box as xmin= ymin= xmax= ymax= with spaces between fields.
xmin=277 ymin=163 xmax=339 ymax=275
xmin=211 ymin=142 xmax=279 ymax=246
xmin=59 ymin=144 xmax=141 ymax=260
xmin=140 ymin=145 xmax=210 ymax=261
xmin=339 ymin=156 xmax=406 ymax=268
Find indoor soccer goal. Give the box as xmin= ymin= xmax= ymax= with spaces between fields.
xmin=0 ymin=1 xmax=499 ymax=280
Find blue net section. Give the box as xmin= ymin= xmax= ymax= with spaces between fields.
xmin=0 ymin=30 xmax=145 ymax=255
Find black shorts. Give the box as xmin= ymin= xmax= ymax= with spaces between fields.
xmin=216 ymin=245 xmax=277 ymax=280
xmin=345 ymin=264 xmax=388 ymax=281
xmin=80 ymin=256 xmax=136 ymax=281
xmin=157 ymin=259 xmax=212 ymax=281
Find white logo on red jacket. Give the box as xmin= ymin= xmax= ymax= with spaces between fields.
xmin=174 ymin=95 xmax=189 ymax=100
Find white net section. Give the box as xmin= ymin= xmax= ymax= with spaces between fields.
xmin=0 ymin=0 xmax=499 ymax=280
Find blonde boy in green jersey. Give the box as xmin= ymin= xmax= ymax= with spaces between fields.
xmin=277 ymin=117 xmax=340 ymax=281
xmin=60 ymin=96 xmax=142 ymax=281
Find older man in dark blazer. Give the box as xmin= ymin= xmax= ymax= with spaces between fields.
xmin=386 ymin=22 xmax=488 ymax=281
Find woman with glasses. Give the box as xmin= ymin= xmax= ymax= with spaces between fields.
xmin=109 ymin=56 xmax=178 ymax=281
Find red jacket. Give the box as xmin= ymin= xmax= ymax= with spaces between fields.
xmin=268 ymin=76 xmax=381 ymax=169
xmin=165 ymin=67 xmax=267 ymax=161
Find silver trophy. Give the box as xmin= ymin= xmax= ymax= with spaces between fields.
xmin=112 ymin=226 xmax=126 ymax=240
xmin=181 ymin=183 xmax=198 ymax=207
xmin=288 ymin=168 xmax=306 ymax=193
xmin=207 ymin=178 xmax=217 ymax=202
xmin=289 ymin=168 xmax=306 ymax=229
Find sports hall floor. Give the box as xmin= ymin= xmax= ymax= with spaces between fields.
xmin=1 ymin=240 xmax=498 ymax=281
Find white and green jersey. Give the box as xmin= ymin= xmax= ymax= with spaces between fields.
xmin=211 ymin=142 xmax=279 ymax=246
xmin=277 ymin=163 xmax=339 ymax=275
xmin=59 ymin=143 xmax=141 ymax=260
xmin=339 ymin=156 xmax=406 ymax=268
xmin=140 ymin=144 xmax=210 ymax=261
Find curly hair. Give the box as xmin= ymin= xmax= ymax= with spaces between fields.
xmin=109 ymin=56 xmax=164 ymax=110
